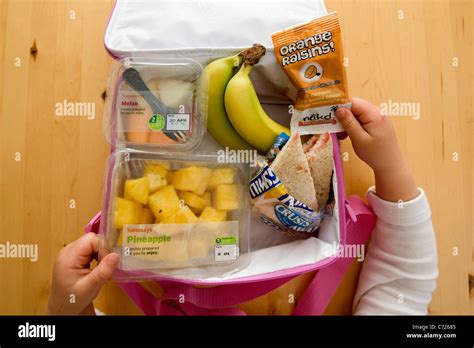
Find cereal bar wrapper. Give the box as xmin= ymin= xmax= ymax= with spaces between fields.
xmin=249 ymin=163 xmax=324 ymax=239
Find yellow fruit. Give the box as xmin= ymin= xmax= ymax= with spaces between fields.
xmin=202 ymin=192 xmax=211 ymax=207
xmin=144 ymin=162 xmax=169 ymax=177
xmin=213 ymin=184 xmax=240 ymax=211
xmin=178 ymin=191 xmax=206 ymax=211
xmin=200 ymin=54 xmax=255 ymax=150
xmin=148 ymin=186 xmax=181 ymax=222
xmin=113 ymin=198 xmax=143 ymax=229
xmin=208 ymin=167 xmax=235 ymax=188
xmin=199 ymin=206 xmax=227 ymax=222
xmin=192 ymin=167 xmax=213 ymax=195
xmin=146 ymin=173 xmax=167 ymax=193
xmin=124 ymin=177 xmax=149 ymax=205
xmin=161 ymin=205 xmax=198 ymax=224
xmin=141 ymin=207 xmax=155 ymax=224
xmin=172 ymin=166 xmax=212 ymax=192
xmin=225 ymin=63 xmax=290 ymax=153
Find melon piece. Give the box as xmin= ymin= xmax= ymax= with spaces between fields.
xmin=178 ymin=191 xmax=206 ymax=211
xmin=198 ymin=206 xmax=227 ymax=222
xmin=208 ymin=167 xmax=235 ymax=189
xmin=148 ymin=186 xmax=180 ymax=222
xmin=172 ymin=166 xmax=212 ymax=192
xmin=113 ymin=198 xmax=143 ymax=229
xmin=161 ymin=205 xmax=198 ymax=224
xmin=213 ymin=184 xmax=240 ymax=211
xmin=124 ymin=177 xmax=149 ymax=205
xmin=154 ymin=78 xmax=194 ymax=109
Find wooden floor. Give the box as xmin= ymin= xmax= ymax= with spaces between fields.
xmin=0 ymin=0 xmax=472 ymax=315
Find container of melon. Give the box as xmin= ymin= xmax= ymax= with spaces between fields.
xmin=98 ymin=149 xmax=251 ymax=281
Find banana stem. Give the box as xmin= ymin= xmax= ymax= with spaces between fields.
xmin=239 ymin=44 xmax=266 ymax=66
xmin=239 ymin=63 xmax=253 ymax=76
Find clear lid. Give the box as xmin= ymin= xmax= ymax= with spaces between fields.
xmin=99 ymin=149 xmax=251 ymax=281
xmin=104 ymin=57 xmax=205 ymax=152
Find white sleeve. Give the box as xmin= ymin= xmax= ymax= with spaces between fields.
xmin=353 ymin=187 xmax=438 ymax=315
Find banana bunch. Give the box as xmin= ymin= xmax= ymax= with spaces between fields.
xmin=200 ymin=45 xmax=290 ymax=153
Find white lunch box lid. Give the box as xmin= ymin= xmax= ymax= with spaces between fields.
xmin=105 ymin=0 xmax=327 ymax=55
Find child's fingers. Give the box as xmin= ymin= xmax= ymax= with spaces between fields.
xmin=335 ymin=108 xmax=368 ymax=143
xmin=68 ymin=233 xmax=100 ymax=268
xmin=81 ymin=253 xmax=119 ymax=290
xmin=350 ymin=97 xmax=384 ymax=125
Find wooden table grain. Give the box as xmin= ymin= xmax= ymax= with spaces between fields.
xmin=0 ymin=0 xmax=472 ymax=315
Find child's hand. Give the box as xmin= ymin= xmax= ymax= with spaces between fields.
xmin=47 ymin=233 xmax=119 ymax=315
xmin=335 ymin=97 xmax=418 ymax=202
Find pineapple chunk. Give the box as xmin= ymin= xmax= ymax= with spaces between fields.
xmin=172 ymin=166 xmax=212 ymax=193
xmin=146 ymin=173 xmax=167 ymax=193
xmin=161 ymin=205 xmax=198 ymax=224
xmin=141 ymin=207 xmax=155 ymax=224
xmin=202 ymin=192 xmax=211 ymax=207
xmin=144 ymin=162 xmax=169 ymax=177
xmin=113 ymin=198 xmax=143 ymax=229
xmin=148 ymin=186 xmax=180 ymax=222
xmin=208 ymin=167 xmax=235 ymax=189
xmin=191 ymin=168 xmax=213 ymax=195
xmin=213 ymin=184 xmax=240 ymax=211
xmin=124 ymin=177 xmax=149 ymax=205
xmin=199 ymin=206 xmax=227 ymax=222
xmin=178 ymin=191 xmax=206 ymax=211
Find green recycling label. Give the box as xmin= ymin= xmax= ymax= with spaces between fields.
xmin=148 ymin=114 xmax=165 ymax=131
xmin=215 ymin=236 xmax=237 ymax=245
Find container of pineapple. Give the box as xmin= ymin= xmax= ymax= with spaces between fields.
xmin=99 ymin=149 xmax=250 ymax=277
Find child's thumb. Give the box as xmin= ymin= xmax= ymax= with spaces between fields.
xmin=84 ymin=253 xmax=119 ymax=289
xmin=335 ymin=108 xmax=367 ymax=142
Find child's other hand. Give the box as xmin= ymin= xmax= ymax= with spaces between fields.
xmin=335 ymin=97 xmax=418 ymax=202
xmin=47 ymin=233 xmax=119 ymax=315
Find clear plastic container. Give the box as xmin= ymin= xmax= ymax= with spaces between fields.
xmin=99 ymin=149 xmax=251 ymax=280
xmin=104 ymin=57 xmax=205 ymax=152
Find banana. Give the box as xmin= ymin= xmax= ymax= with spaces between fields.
xmin=224 ymin=63 xmax=290 ymax=153
xmin=200 ymin=55 xmax=254 ymax=151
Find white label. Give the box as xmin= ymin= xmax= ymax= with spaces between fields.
xmin=166 ymin=113 xmax=190 ymax=131
xmin=214 ymin=244 xmax=238 ymax=262
xmin=291 ymin=103 xmax=351 ymax=135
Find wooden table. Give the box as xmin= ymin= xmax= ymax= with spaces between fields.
xmin=0 ymin=0 xmax=472 ymax=315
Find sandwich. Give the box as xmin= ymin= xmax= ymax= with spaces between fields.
xmin=304 ymin=133 xmax=334 ymax=209
xmin=270 ymin=132 xmax=319 ymax=211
